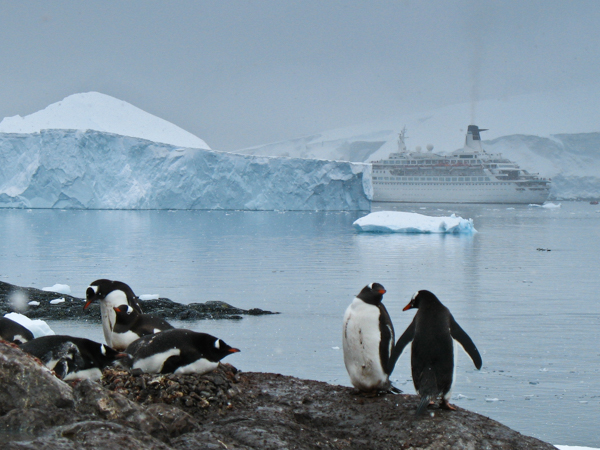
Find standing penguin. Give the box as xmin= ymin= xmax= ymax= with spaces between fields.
xmin=111 ymin=304 xmax=174 ymax=350
xmin=389 ymin=290 xmax=482 ymax=414
xmin=82 ymin=279 xmax=143 ymax=348
xmin=342 ymin=282 xmax=397 ymax=393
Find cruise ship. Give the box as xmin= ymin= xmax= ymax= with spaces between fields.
xmin=371 ymin=125 xmax=551 ymax=204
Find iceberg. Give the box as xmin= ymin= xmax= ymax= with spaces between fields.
xmin=42 ymin=284 xmax=72 ymax=295
xmin=353 ymin=211 xmax=476 ymax=234
xmin=0 ymin=129 xmax=371 ymax=211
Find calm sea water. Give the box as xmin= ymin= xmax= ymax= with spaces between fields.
xmin=1 ymin=202 xmax=599 ymax=447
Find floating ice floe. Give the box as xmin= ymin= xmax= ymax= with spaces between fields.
xmin=139 ymin=294 xmax=160 ymax=300
xmin=530 ymin=202 xmax=561 ymax=209
xmin=485 ymin=397 xmax=500 ymax=402
xmin=353 ymin=211 xmax=477 ymax=234
xmin=42 ymin=284 xmax=72 ymax=295
xmin=4 ymin=312 xmax=55 ymax=337
xmin=555 ymin=446 xmax=600 ymax=450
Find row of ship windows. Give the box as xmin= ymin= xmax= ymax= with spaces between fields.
xmin=373 ymin=176 xmax=491 ymax=182
xmin=376 ymin=182 xmax=505 ymax=186
xmin=381 ymin=160 xmax=483 ymax=165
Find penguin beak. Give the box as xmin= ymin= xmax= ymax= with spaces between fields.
xmin=228 ymin=348 xmax=241 ymax=353
xmin=402 ymin=301 xmax=413 ymax=311
xmin=379 ymin=289 xmax=386 ymax=294
xmin=83 ymin=300 xmax=94 ymax=311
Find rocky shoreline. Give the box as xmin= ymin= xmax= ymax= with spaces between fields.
xmin=0 ymin=281 xmax=558 ymax=448
xmin=0 ymin=280 xmax=277 ymax=321
xmin=0 ymin=341 xmax=557 ymax=449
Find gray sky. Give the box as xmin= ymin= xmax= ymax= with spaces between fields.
xmin=1 ymin=0 xmax=599 ymax=150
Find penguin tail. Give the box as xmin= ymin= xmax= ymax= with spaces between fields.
xmin=416 ymin=367 xmax=438 ymax=415
xmin=416 ymin=394 xmax=434 ymax=415
xmin=388 ymin=385 xmax=403 ymax=394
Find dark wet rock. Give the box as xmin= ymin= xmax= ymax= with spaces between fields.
xmin=0 ymin=280 xmax=278 ymax=322
xmin=4 ymin=421 xmax=173 ymax=450
xmin=0 ymin=341 xmax=74 ymax=415
xmin=73 ymin=379 xmax=170 ymax=441
xmin=1 ymin=340 xmax=557 ymax=449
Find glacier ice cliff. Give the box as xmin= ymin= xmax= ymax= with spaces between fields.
xmin=0 ymin=130 xmax=372 ymax=211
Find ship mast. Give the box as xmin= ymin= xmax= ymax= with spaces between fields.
xmin=398 ymin=127 xmax=408 ymax=153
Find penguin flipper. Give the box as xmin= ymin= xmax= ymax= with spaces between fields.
xmin=388 ymin=320 xmax=415 ymax=375
xmin=450 ymin=318 xmax=482 ymax=369
xmin=378 ymin=304 xmax=395 ymax=375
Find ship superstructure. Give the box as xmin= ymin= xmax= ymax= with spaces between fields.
xmin=371 ymin=125 xmax=551 ymax=203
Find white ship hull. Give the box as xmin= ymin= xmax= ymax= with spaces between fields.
xmin=373 ymin=180 xmax=549 ymax=204
xmin=370 ymin=125 xmax=551 ymax=204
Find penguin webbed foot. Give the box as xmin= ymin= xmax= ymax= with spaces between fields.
xmin=440 ymin=399 xmax=457 ymax=411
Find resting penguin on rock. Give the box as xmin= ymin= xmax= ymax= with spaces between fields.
xmin=83 ymin=279 xmax=143 ymax=349
xmin=389 ymin=290 xmax=482 ymax=414
xmin=0 ymin=316 xmax=34 ymax=345
xmin=125 ymin=328 xmax=240 ymax=375
xmin=342 ymin=283 xmax=399 ymax=394
xmin=111 ymin=304 xmax=174 ymax=350
xmin=20 ymin=335 xmax=129 ymax=380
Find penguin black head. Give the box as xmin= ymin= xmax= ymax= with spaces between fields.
xmin=83 ymin=279 xmax=141 ymax=312
xmin=113 ymin=304 xmax=138 ymax=325
xmin=403 ymin=289 xmax=441 ymax=311
xmin=205 ymin=336 xmax=241 ymax=362
xmin=357 ymin=282 xmax=386 ymax=306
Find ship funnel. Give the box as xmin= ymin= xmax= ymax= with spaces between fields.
xmin=465 ymin=125 xmax=487 ymax=152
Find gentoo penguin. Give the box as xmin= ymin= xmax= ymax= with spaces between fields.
xmin=83 ymin=279 xmax=143 ymax=348
xmin=0 ymin=316 xmax=34 ymax=344
xmin=125 ymin=329 xmax=240 ymax=375
xmin=388 ymin=290 xmax=482 ymax=414
xmin=342 ymin=283 xmax=397 ymax=393
xmin=20 ymin=335 xmax=128 ymax=381
xmin=111 ymin=304 xmax=174 ymax=350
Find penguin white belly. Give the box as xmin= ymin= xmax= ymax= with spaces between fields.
xmin=342 ymin=298 xmax=389 ymax=391
xmin=174 ymin=358 xmax=219 ymax=375
xmin=111 ymin=330 xmax=141 ymax=351
xmin=100 ymin=290 xmax=129 ymax=347
xmin=132 ymin=348 xmax=181 ymax=373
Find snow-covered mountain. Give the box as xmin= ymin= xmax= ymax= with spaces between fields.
xmin=0 ymin=129 xmax=370 ymax=210
xmin=236 ymin=89 xmax=600 ymax=200
xmin=0 ymin=92 xmax=210 ymax=150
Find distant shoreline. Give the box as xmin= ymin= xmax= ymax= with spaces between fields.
xmin=0 ymin=280 xmax=278 ymax=322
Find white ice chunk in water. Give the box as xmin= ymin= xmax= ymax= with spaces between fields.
xmin=42 ymin=284 xmax=72 ymax=295
xmin=353 ymin=211 xmax=477 ymax=234
xmin=4 ymin=312 xmax=55 ymax=337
